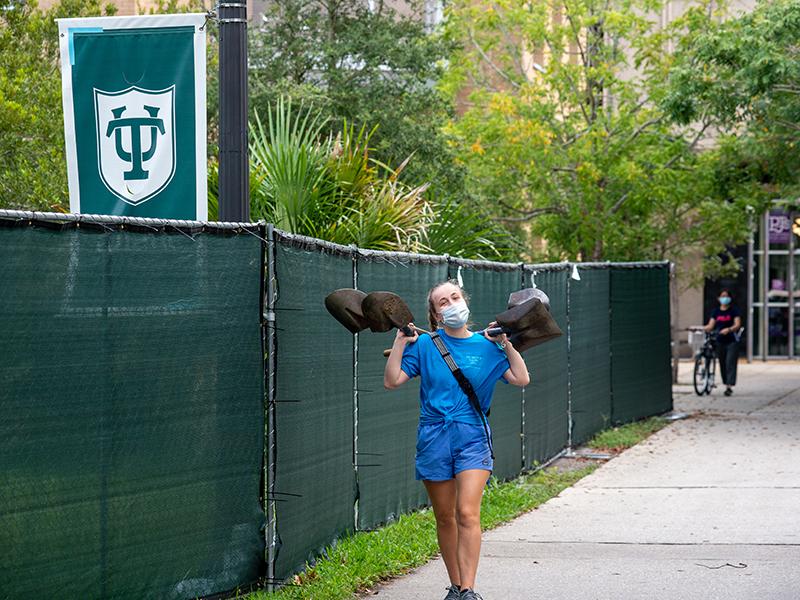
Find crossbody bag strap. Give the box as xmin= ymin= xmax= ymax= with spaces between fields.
xmin=429 ymin=332 xmax=494 ymax=459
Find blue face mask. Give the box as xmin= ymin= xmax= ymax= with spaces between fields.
xmin=440 ymin=300 xmax=470 ymax=328
xmin=719 ymin=297 xmax=731 ymax=306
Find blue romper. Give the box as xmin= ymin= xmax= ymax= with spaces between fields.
xmin=400 ymin=330 xmax=510 ymax=481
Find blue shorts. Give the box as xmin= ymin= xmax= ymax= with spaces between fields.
xmin=415 ymin=421 xmax=493 ymax=481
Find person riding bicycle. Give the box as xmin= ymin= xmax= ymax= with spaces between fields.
xmin=703 ymin=289 xmax=742 ymax=396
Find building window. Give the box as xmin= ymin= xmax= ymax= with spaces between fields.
xmin=424 ymin=0 xmax=443 ymax=31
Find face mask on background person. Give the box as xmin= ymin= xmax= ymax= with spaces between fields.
xmin=719 ymin=297 xmax=731 ymax=306
xmin=441 ymin=301 xmax=470 ymax=328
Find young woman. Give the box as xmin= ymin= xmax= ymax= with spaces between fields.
xmin=703 ymin=289 xmax=742 ymax=396
xmin=384 ymin=280 xmax=530 ymax=600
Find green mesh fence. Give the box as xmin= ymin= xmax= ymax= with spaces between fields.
xmin=272 ymin=237 xmax=356 ymax=580
xmin=1 ymin=213 xmax=674 ymax=594
xmin=522 ymin=267 xmax=569 ymax=467
xmin=453 ymin=260 xmax=523 ymax=481
xmin=355 ymin=252 xmax=448 ymax=530
xmin=610 ymin=265 xmax=672 ymax=423
xmin=568 ymin=267 xmax=612 ymax=445
xmin=0 ymin=223 xmax=265 ymax=600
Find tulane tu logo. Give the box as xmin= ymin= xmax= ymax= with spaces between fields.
xmin=94 ymin=86 xmax=175 ymax=205
xmin=107 ymin=104 xmax=165 ymax=181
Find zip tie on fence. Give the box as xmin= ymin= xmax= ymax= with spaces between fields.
xmin=571 ymin=263 xmax=581 ymax=281
xmin=241 ymin=226 xmax=269 ymax=244
xmin=168 ymin=224 xmax=197 ymax=242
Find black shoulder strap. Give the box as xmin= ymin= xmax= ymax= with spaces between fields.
xmin=429 ymin=332 xmax=494 ymax=459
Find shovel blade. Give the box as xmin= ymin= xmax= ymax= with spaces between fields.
xmin=508 ymin=287 xmax=551 ymax=310
xmin=496 ymin=292 xmax=563 ymax=352
xmin=325 ymin=289 xmax=371 ymax=334
xmin=508 ymin=325 xmax=563 ymax=352
xmin=362 ymin=291 xmax=415 ymax=333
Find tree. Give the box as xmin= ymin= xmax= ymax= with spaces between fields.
xmin=207 ymin=99 xmax=513 ymax=258
xmin=441 ymin=0 xmax=758 ymax=272
xmin=0 ymin=0 xmax=116 ymax=211
xmin=247 ymin=0 xmax=466 ymax=198
xmin=664 ymin=0 xmax=800 ymax=201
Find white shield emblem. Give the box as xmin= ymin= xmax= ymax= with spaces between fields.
xmin=94 ymin=86 xmax=176 ymax=205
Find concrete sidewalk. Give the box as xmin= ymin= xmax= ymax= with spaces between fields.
xmin=370 ymin=362 xmax=800 ymax=600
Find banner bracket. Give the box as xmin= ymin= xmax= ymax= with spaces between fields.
xmin=200 ymin=9 xmax=217 ymax=30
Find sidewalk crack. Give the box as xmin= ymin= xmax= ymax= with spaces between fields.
xmin=747 ymin=385 xmax=800 ymax=415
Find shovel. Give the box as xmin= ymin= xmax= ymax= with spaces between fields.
xmin=495 ymin=293 xmax=562 ymax=352
xmin=375 ymin=288 xmax=561 ymax=356
xmin=361 ymin=291 xmax=419 ymax=337
xmin=324 ymin=289 xmax=373 ymax=334
xmin=325 ymin=289 xmax=425 ymax=338
xmin=478 ymin=288 xmax=563 ymax=353
xmin=478 ymin=288 xmax=551 ymax=336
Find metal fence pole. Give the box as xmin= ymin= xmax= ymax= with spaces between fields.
xmin=519 ymin=265 xmax=526 ymax=470
xmin=352 ymin=246 xmax=360 ymax=532
xmin=264 ymin=224 xmax=277 ymax=590
xmin=565 ymin=264 xmax=574 ymax=450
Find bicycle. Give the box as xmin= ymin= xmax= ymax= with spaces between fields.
xmin=692 ymin=330 xmax=718 ymax=396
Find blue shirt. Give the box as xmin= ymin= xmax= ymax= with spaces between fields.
xmin=400 ymin=330 xmax=510 ymax=426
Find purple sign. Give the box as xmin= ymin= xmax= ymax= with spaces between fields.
xmin=768 ymin=211 xmax=791 ymax=244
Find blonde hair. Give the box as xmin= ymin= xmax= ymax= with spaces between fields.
xmin=426 ymin=279 xmax=470 ymax=331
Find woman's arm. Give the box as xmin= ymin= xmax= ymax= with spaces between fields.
xmin=484 ymin=322 xmax=529 ymax=386
xmin=703 ymin=318 xmax=716 ymax=333
xmin=502 ymin=342 xmax=530 ymax=387
xmin=722 ymin=316 xmax=743 ymax=336
xmin=384 ymin=326 xmax=418 ymax=389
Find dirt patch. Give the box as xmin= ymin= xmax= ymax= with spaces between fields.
xmin=548 ymin=455 xmax=608 ymax=473
xmin=692 ymin=410 xmax=743 ymax=420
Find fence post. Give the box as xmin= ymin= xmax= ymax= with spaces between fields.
xmin=352 ymin=245 xmax=360 ymax=532
xmin=565 ymin=263 xmax=574 ymax=450
xmin=264 ymin=223 xmax=277 ymax=590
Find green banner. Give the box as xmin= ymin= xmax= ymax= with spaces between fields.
xmin=58 ymin=15 xmax=207 ymax=219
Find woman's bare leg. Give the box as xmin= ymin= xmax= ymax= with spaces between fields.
xmin=454 ymin=469 xmax=490 ymax=591
xmin=424 ymin=479 xmax=460 ymax=588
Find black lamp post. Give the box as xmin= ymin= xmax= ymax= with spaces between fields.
xmin=217 ymin=0 xmax=249 ymax=222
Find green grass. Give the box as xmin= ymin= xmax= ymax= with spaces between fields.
xmin=244 ymin=465 xmax=597 ymax=600
xmin=587 ymin=416 xmax=669 ymax=452
xmin=240 ymin=417 xmax=670 ymax=599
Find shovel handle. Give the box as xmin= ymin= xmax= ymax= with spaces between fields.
xmin=480 ymin=326 xmax=507 ymax=336
xmin=382 ymin=326 xmax=505 ymax=355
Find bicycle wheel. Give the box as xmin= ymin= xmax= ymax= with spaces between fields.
xmin=693 ymin=354 xmax=708 ymax=396
xmin=706 ymin=354 xmax=716 ymax=394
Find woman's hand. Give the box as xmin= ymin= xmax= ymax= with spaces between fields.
xmin=483 ymin=321 xmax=509 ymax=348
xmin=385 ymin=323 xmax=416 ymax=390
xmin=394 ymin=323 xmax=419 ymax=345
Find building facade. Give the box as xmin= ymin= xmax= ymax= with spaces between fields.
xmin=749 ymin=206 xmax=800 ymax=359
xmin=703 ymin=204 xmax=800 ymax=361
